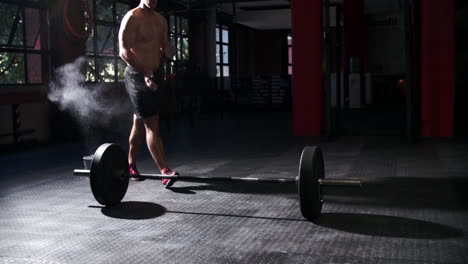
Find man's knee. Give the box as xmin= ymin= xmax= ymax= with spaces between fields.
xmin=143 ymin=115 xmax=160 ymax=134
xmin=133 ymin=121 xmax=145 ymax=134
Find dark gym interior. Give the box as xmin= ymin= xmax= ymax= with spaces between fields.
xmin=0 ymin=0 xmax=467 ymax=263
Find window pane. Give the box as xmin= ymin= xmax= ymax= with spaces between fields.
xmin=116 ymin=2 xmax=129 ymax=23
xmin=222 ymin=29 xmax=228 ymax=44
xmin=170 ymin=61 xmax=175 ymax=74
xmin=216 ymin=44 xmax=220 ymax=64
xmin=117 ymin=58 xmax=126 ymax=82
xmin=96 ymin=25 xmax=114 ymax=55
xmin=181 ymin=37 xmax=189 ymax=60
xmin=0 ymin=52 xmax=25 ymax=84
xmin=177 ymin=16 xmax=181 ymax=34
xmin=288 ymin=66 xmax=292 ymax=75
xmin=168 ymin=51 xmax=176 ymax=61
xmin=223 ymin=66 xmax=229 ymax=77
xmin=216 ymin=65 xmax=220 ymax=77
xmin=27 ymin=54 xmax=42 ymax=83
xmin=115 ymin=26 xmax=120 ymax=55
xmin=96 ymin=0 xmax=114 ymax=21
xmin=181 ymin=18 xmax=188 ymax=35
xmin=87 ymin=0 xmax=93 ymax=11
xmin=87 ymin=57 xmax=96 ymax=82
xmin=0 ymin=4 xmax=24 ymax=47
xmin=86 ymin=31 xmax=94 ymax=54
xmin=25 ymin=8 xmax=41 ymax=50
xmin=176 ymin=37 xmax=181 ymax=59
xmin=222 ymin=45 xmax=228 ymax=64
xmin=216 ymin=26 xmax=220 ymax=42
xmin=288 ymin=47 xmax=292 ymax=65
xmin=86 ymin=0 xmax=93 ymax=31
xmin=170 ymin=16 xmax=176 ymax=33
xmin=97 ymin=57 xmax=115 ymax=82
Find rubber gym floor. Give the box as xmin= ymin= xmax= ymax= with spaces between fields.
xmin=1 ymin=112 xmax=467 ymax=264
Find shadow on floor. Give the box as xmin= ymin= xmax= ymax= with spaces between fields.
xmin=325 ymin=177 xmax=468 ymax=210
xmin=166 ymin=210 xmax=307 ymax=222
xmin=99 ymin=201 xmax=166 ymax=220
xmin=314 ymin=213 xmax=463 ymax=238
xmin=168 ymin=181 xmax=298 ymax=195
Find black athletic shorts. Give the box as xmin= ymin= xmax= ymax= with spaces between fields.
xmin=123 ymin=66 xmax=163 ymax=119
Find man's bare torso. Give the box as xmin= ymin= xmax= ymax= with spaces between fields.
xmin=119 ymin=8 xmax=166 ymax=72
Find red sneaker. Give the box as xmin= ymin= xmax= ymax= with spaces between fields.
xmin=129 ymin=163 xmax=144 ymax=181
xmin=161 ymin=168 xmax=178 ymax=188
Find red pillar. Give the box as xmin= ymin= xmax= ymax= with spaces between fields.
xmin=420 ymin=0 xmax=455 ymax=137
xmin=291 ymin=0 xmax=323 ymax=136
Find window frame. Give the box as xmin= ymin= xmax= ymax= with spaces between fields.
xmin=287 ymin=33 xmax=292 ymax=75
xmin=164 ymin=14 xmax=189 ymax=75
xmin=0 ymin=0 xmax=49 ymax=86
xmin=86 ymin=0 xmax=131 ymax=83
xmin=216 ymin=24 xmax=230 ymax=78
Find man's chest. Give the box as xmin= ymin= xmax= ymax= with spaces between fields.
xmin=135 ymin=17 xmax=163 ymax=44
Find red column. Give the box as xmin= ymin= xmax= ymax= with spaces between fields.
xmin=420 ymin=0 xmax=455 ymax=137
xmin=291 ymin=0 xmax=323 ymax=136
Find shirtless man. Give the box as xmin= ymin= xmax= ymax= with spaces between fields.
xmin=118 ymin=0 xmax=177 ymax=187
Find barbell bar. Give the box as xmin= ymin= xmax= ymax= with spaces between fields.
xmin=73 ymin=143 xmax=362 ymax=221
xmin=74 ymin=170 xmax=361 ymax=186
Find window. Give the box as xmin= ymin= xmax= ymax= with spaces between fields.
xmin=166 ymin=15 xmax=189 ymax=75
xmin=216 ymin=25 xmax=229 ymax=78
xmin=287 ymin=34 xmax=292 ymax=75
xmin=0 ymin=1 xmax=48 ymax=85
xmin=86 ymin=0 xmax=130 ymax=82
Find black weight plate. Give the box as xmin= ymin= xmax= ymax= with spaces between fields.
xmin=297 ymin=146 xmax=324 ymax=221
xmin=90 ymin=143 xmax=129 ymax=206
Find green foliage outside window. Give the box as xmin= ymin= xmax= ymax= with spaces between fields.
xmin=86 ymin=2 xmax=190 ymax=81
xmin=167 ymin=15 xmax=189 ymax=74
xmin=116 ymin=2 xmax=129 ymax=23
xmin=0 ymin=2 xmax=44 ymax=85
xmin=0 ymin=4 xmax=24 ymax=47
xmin=0 ymin=3 xmax=24 ymax=84
xmin=0 ymin=52 xmax=25 ymax=84
xmin=96 ymin=0 xmax=113 ymax=22
xmin=87 ymin=0 xmax=130 ymax=82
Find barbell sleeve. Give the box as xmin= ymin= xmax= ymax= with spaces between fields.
xmin=319 ymin=178 xmax=362 ymax=187
xmin=74 ymin=169 xmax=90 ymax=177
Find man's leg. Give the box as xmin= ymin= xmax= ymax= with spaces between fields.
xmin=128 ymin=114 xmax=145 ymax=165
xmin=128 ymin=114 xmax=145 ymax=180
xmin=143 ymin=114 xmax=178 ymax=188
xmin=143 ymin=114 xmax=168 ymax=171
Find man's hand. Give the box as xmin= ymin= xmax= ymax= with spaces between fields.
xmin=164 ymin=42 xmax=176 ymax=59
xmin=144 ymin=72 xmax=158 ymax=91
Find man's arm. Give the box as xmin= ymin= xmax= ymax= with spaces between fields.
xmin=118 ymin=14 xmax=151 ymax=75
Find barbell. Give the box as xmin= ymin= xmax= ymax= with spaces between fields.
xmin=73 ymin=143 xmax=362 ymax=221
